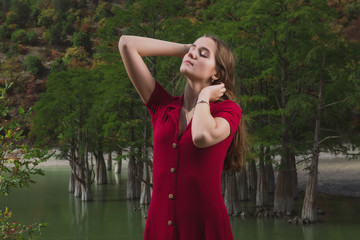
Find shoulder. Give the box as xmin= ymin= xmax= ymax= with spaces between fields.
xmin=211 ymin=100 xmax=241 ymax=115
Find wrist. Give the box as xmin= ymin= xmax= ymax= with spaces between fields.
xmin=198 ymin=91 xmax=210 ymax=102
xmin=182 ymin=44 xmax=191 ymax=56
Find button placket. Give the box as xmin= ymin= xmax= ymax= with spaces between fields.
xmin=168 ymin=141 xmax=179 ymax=230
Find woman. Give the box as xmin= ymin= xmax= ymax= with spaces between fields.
xmin=119 ymin=34 xmax=246 ymax=240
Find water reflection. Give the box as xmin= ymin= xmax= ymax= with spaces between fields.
xmin=302 ymin=225 xmax=315 ymax=240
xmin=2 ymin=166 xmax=360 ymax=240
xmin=69 ymin=196 xmax=89 ymax=235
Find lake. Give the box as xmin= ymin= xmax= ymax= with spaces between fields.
xmin=1 ymin=165 xmax=360 ymax=240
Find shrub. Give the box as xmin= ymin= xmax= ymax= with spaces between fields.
xmin=43 ymin=23 xmax=65 ymax=45
xmin=37 ymin=8 xmax=56 ymax=28
xmin=73 ymin=31 xmax=92 ymax=54
xmin=5 ymin=11 xmax=18 ymax=25
xmin=11 ymin=29 xmax=27 ymax=44
xmin=5 ymin=44 xmax=19 ymax=59
xmin=27 ymin=30 xmax=38 ymax=45
xmin=50 ymin=58 xmax=67 ymax=73
xmin=64 ymin=46 xmax=89 ymax=68
xmin=63 ymin=13 xmax=76 ymax=35
xmin=23 ymin=55 xmax=45 ymax=77
xmin=94 ymin=1 xmax=112 ymax=21
xmin=0 ymin=24 xmax=11 ymax=40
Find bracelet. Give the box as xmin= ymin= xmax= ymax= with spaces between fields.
xmin=197 ymin=100 xmax=209 ymax=105
xmin=184 ymin=44 xmax=189 ymax=54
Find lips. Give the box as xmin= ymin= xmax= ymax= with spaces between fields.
xmin=184 ymin=60 xmax=193 ymax=66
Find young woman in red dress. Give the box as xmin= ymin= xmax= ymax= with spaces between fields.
xmin=119 ymin=34 xmax=247 ymax=240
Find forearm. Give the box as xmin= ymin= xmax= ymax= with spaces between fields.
xmin=119 ymin=35 xmax=188 ymax=58
xmin=191 ymin=94 xmax=217 ymax=147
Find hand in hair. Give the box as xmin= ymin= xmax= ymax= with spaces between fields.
xmin=198 ymin=83 xmax=226 ymax=103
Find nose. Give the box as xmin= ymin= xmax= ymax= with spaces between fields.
xmin=187 ymin=47 xmax=196 ymax=59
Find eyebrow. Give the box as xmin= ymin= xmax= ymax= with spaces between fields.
xmin=191 ymin=44 xmax=211 ymax=54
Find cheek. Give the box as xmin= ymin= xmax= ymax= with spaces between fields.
xmin=201 ymin=61 xmax=216 ymax=75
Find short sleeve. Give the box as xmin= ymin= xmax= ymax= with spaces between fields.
xmin=212 ymin=100 xmax=242 ymax=137
xmin=145 ymin=80 xmax=172 ymax=117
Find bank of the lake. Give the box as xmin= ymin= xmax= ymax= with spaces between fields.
xmin=1 ymin=158 xmax=360 ymax=239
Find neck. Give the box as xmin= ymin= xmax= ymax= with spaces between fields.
xmin=183 ymin=79 xmax=210 ymax=110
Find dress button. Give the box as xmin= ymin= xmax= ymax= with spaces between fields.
xmin=170 ymin=168 xmax=176 ymax=173
xmin=169 ymin=194 xmax=174 ymax=200
xmin=172 ymin=143 xmax=177 ymax=148
xmin=168 ymin=220 xmax=173 ymax=226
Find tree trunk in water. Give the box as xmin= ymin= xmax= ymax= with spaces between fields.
xmin=290 ymin=153 xmax=298 ymax=199
xmin=265 ymin=147 xmax=275 ymax=195
xmin=302 ymin=54 xmax=325 ymax=222
xmin=74 ymin=166 xmax=82 ymax=198
xmin=140 ymin=162 xmax=151 ymax=204
xmin=274 ymin=155 xmax=295 ymax=215
xmin=246 ymin=160 xmax=257 ymax=200
xmin=114 ymin=149 xmax=122 ymax=174
xmin=224 ymin=170 xmax=241 ymax=215
xmin=81 ymin=184 xmax=93 ymax=201
xmin=274 ymin=117 xmax=295 ymax=214
xmin=136 ymin=155 xmax=143 ymax=198
xmin=301 ymin=156 xmax=318 ymax=222
xmin=140 ymin=109 xmax=151 ymax=204
xmin=82 ymin=134 xmax=93 ymax=201
xmin=95 ymin=151 xmax=108 ymax=184
xmin=237 ymin=166 xmax=248 ymax=201
xmin=127 ymin=152 xmax=138 ymax=199
xmin=107 ymin=152 xmax=112 ymax=171
xmin=69 ymin=172 xmax=75 ymax=193
xmin=274 ymin=44 xmax=295 ymax=215
xmin=127 ymin=103 xmax=140 ymax=200
xmin=256 ymin=145 xmax=271 ymax=207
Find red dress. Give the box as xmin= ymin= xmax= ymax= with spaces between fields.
xmin=144 ymin=81 xmax=241 ymax=240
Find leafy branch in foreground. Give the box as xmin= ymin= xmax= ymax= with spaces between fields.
xmin=0 ymin=82 xmax=52 ymax=239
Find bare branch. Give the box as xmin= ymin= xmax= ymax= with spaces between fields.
xmin=319 ymin=136 xmax=341 ymax=145
xmin=320 ymin=100 xmax=345 ymax=110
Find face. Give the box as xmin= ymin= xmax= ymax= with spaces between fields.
xmin=180 ymin=37 xmax=218 ymax=84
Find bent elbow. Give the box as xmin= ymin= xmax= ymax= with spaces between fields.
xmin=118 ymin=35 xmax=130 ymax=51
xmin=192 ymin=133 xmax=209 ymax=148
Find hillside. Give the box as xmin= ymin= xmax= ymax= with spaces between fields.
xmin=0 ymin=0 xmax=121 ymax=112
xmin=0 ymin=0 xmax=359 ymax=115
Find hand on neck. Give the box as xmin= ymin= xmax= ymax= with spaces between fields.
xmin=183 ymin=79 xmax=211 ymax=110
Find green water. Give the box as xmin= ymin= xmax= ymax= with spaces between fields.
xmin=1 ymin=166 xmax=360 ymax=240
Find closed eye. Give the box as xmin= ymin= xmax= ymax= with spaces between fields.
xmin=199 ymin=49 xmax=209 ymax=58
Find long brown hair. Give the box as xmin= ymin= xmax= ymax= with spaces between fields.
xmin=204 ymin=34 xmax=249 ymax=172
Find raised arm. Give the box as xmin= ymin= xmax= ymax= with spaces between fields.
xmin=118 ymin=35 xmax=189 ymax=103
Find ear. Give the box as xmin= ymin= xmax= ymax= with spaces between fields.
xmin=212 ymin=72 xmax=220 ymax=81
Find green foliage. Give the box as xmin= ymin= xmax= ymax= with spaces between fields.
xmin=50 ymin=58 xmax=67 ymax=73
xmin=11 ymin=29 xmax=27 ymax=44
xmin=0 ymin=207 xmax=47 ymax=239
xmin=5 ymin=44 xmax=20 ymax=59
xmin=43 ymin=23 xmax=66 ymax=45
xmin=94 ymin=1 xmax=113 ymax=21
xmin=63 ymin=13 xmax=76 ymax=35
xmin=0 ymin=82 xmax=50 ymax=238
xmin=37 ymin=8 xmax=56 ymax=28
xmin=23 ymin=55 xmax=45 ymax=77
xmin=0 ymin=24 xmax=12 ymax=40
xmin=52 ymin=0 xmax=72 ymax=12
xmin=73 ymin=31 xmax=92 ymax=54
xmin=5 ymin=11 xmax=18 ymax=26
xmin=63 ymin=46 xmax=90 ymax=68
xmin=27 ymin=29 xmax=38 ymax=45
xmin=9 ymin=0 xmax=31 ymax=28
